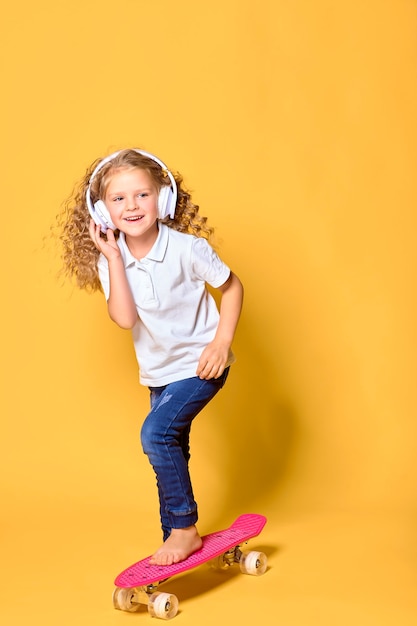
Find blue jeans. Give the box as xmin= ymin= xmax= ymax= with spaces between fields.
xmin=141 ymin=368 xmax=229 ymax=540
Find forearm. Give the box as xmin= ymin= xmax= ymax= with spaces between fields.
xmin=196 ymin=272 xmax=243 ymax=379
xmin=214 ymin=272 xmax=244 ymax=347
xmin=107 ymin=257 xmax=138 ymax=329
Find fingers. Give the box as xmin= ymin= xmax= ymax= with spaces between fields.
xmin=197 ymin=358 xmax=225 ymax=380
xmin=88 ymin=219 xmax=116 ymax=254
xmin=88 ymin=219 xmax=103 ymax=248
xmin=197 ymin=343 xmax=229 ymax=379
xmin=106 ymin=227 xmax=116 ymax=242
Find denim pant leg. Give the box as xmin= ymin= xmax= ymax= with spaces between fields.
xmin=141 ymin=369 xmax=229 ymax=540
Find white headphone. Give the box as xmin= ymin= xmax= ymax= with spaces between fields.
xmin=85 ymin=149 xmax=178 ymax=232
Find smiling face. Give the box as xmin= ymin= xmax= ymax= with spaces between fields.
xmin=104 ymin=167 xmax=159 ymax=242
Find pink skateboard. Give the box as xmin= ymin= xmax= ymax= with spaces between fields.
xmin=113 ymin=513 xmax=267 ymax=619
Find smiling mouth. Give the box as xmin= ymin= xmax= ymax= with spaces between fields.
xmin=124 ymin=216 xmax=143 ymax=222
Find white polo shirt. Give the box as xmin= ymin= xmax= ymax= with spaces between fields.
xmin=97 ymin=223 xmax=235 ymax=386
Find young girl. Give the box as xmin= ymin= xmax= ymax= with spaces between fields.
xmin=57 ymin=148 xmax=243 ymax=566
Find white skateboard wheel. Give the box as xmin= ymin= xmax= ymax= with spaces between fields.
xmin=239 ymin=550 xmax=268 ymax=576
xmin=112 ymin=586 xmax=140 ymax=612
xmin=148 ymin=592 xmax=179 ymax=620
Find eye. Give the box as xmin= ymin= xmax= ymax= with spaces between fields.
xmin=112 ymin=196 xmax=124 ymax=202
xmin=138 ymin=192 xmax=149 ymax=198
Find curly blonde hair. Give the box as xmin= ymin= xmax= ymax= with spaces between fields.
xmin=55 ymin=149 xmax=214 ymax=292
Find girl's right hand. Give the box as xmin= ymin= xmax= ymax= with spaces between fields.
xmin=88 ymin=219 xmax=121 ymax=261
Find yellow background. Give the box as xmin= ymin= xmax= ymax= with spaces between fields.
xmin=1 ymin=1 xmax=416 ymax=624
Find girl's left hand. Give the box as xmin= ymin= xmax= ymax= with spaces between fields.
xmin=196 ymin=341 xmax=229 ymax=380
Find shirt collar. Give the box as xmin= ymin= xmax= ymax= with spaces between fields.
xmin=118 ymin=223 xmax=169 ymax=267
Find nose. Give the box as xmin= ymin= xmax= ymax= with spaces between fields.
xmin=127 ymin=196 xmax=138 ymax=211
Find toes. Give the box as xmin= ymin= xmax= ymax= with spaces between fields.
xmin=153 ymin=552 xmax=180 ymax=566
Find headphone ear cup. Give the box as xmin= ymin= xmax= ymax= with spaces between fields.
xmin=158 ymin=186 xmax=175 ymax=220
xmin=93 ymin=200 xmax=117 ymax=232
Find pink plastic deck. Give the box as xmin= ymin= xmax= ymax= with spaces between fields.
xmin=114 ymin=513 xmax=267 ymax=588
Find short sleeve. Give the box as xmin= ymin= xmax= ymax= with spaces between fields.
xmin=191 ymin=237 xmax=231 ymax=288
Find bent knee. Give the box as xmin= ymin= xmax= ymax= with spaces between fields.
xmin=140 ymin=418 xmax=164 ymax=455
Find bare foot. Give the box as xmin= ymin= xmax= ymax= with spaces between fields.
xmin=149 ymin=526 xmax=203 ymax=566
